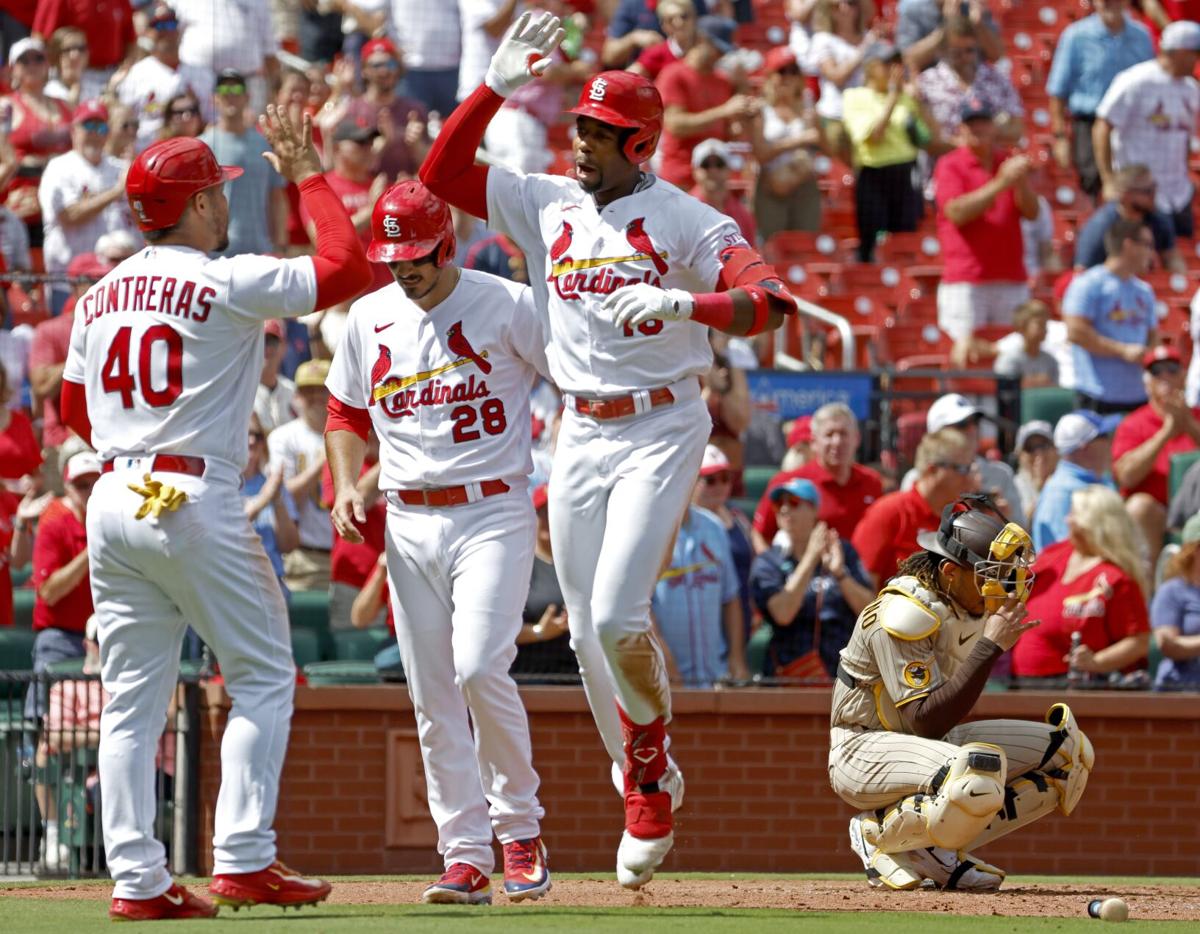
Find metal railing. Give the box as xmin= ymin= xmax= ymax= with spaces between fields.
xmin=0 ymin=670 xmax=199 ymax=879
xmin=774 ymin=297 xmax=856 ymax=371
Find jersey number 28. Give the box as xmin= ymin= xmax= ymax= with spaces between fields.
xmin=101 ymin=325 xmax=184 ymax=409
xmin=451 ymin=398 xmax=507 ymax=443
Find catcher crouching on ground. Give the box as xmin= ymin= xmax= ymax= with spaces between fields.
xmin=828 ymin=494 xmax=1095 ymax=891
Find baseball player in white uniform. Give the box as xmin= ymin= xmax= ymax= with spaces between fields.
xmin=325 ymin=180 xmax=552 ymax=905
xmin=59 ymin=110 xmax=371 ymax=921
xmin=830 ymin=495 xmax=1095 ymax=891
xmin=420 ymin=12 xmax=797 ymax=887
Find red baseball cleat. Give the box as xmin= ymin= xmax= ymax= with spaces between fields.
xmin=208 ymin=860 xmax=332 ymax=910
xmin=109 ymin=883 xmax=219 ymax=922
xmin=422 ymin=862 xmax=492 ymax=904
xmin=503 ymin=836 xmax=551 ymax=901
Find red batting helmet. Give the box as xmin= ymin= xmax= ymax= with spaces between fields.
xmin=567 ymin=71 xmax=663 ymax=164
xmin=367 ymin=180 xmax=455 ymax=266
xmin=126 ymin=137 xmax=242 ymax=232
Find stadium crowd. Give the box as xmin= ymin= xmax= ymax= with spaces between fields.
xmin=1 ymin=0 xmax=1200 ymax=706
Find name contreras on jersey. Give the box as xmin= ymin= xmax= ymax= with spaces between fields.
xmin=81 ymin=275 xmax=217 ymax=326
xmin=376 ymin=374 xmax=491 ymax=419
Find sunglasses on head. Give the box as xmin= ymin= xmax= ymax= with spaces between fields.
xmin=1149 ymin=360 xmax=1182 ymax=378
xmin=702 ymin=471 xmax=732 ymax=485
xmin=80 ymin=119 xmax=108 ymax=134
xmin=215 ymin=84 xmax=247 ymax=96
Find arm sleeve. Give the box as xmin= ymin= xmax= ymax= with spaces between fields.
xmin=840 ymin=89 xmax=877 ymax=145
xmin=1110 ymin=414 xmax=1151 ymax=466
xmin=1150 ymin=582 xmax=1180 ymax=631
xmin=749 ymin=553 xmax=785 ymax=619
xmin=324 ymin=309 xmax=368 ymax=408
xmin=867 ymin=624 xmax=945 ymax=709
xmin=418 ymin=84 xmax=503 ymax=220
xmin=1060 ymin=274 xmax=1092 ymax=320
xmin=933 ymin=154 xmax=969 ymax=209
xmin=1107 ymin=573 xmax=1151 ymax=640
xmin=325 ymin=396 xmax=371 ymax=441
xmin=894 ymin=9 xmax=922 ymax=50
xmin=899 ymin=638 xmax=1005 ymax=738
xmin=60 ymin=380 xmax=91 ymax=447
xmin=504 ymin=286 xmax=553 ymax=381
xmin=752 ymin=489 xmax=778 ymax=539
xmin=300 ymin=174 xmax=372 ymax=310
xmin=684 ymin=205 xmax=751 ymax=291
xmin=1095 ymin=71 xmax=1131 ymax=124
xmin=1045 ymin=30 xmax=1074 ymax=99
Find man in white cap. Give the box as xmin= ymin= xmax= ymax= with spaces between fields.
xmin=1012 ymin=420 xmax=1057 ymax=529
xmin=902 ymin=393 xmax=1022 ymax=522
xmin=689 ymin=138 xmax=756 ymax=245
xmin=1094 ymin=19 xmax=1200 ymax=236
xmin=1031 ymin=410 xmax=1121 ymax=549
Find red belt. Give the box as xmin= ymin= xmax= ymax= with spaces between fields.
xmin=101 ymin=454 xmax=206 ymax=477
xmin=573 ymin=386 xmax=675 ymax=420
xmin=394 ymin=479 xmax=510 ymax=507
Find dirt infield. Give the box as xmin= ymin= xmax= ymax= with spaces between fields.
xmin=6 ymin=878 xmax=1200 ymax=921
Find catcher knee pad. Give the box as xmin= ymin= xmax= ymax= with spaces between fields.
xmin=968 ymin=769 xmax=1060 ymax=850
xmin=868 ymin=743 xmax=1006 ymax=853
xmin=1041 ymin=703 xmax=1095 ymax=815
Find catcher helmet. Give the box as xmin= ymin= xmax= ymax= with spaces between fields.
xmin=367 ymin=180 xmax=455 ymax=266
xmin=567 ymin=71 xmax=663 ymax=164
xmin=917 ymin=494 xmax=1036 ymax=612
xmin=125 ymin=137 xmax=242 ymax=232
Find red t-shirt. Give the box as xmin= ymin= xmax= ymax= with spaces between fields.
xmin=850 ymin=486 xmax=939 ymax=584
xmin=0 ymin=409 xmax=43 ymax=479
xmin=28 ymin=308 xmax=74 ymax=448
xmin=0 ymin=489 xmax=19 ymax=628
xmin=635 ymin=41 xmax=681 ymax=81
xmin=320 ymin=463 xmax=386 ymax=587
xmin=934 ymin=145 xmax=1026 ymax=284
xmin=300 ymin=170 xmax=392 ymax=293
xmin=754 ymin=461 xmax=884 ymax=542
xmin=688 ymin=187 xmax=757 ymax=246
xmin=655 ymin=61 xmax=732 ymax=189
xmin=32 ymin=0 xmax=136 ymax=69
xmin=1011 ymin=540 xmax=1149 ymax=677
xmin=1111 ymin=402 xmax=1200 ymax=506
xmin=32 ymin=498 xmax=92 ymax=634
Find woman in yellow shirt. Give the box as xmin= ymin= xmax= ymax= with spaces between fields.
xmin=842 ymin=46 xmax=938 ymax=261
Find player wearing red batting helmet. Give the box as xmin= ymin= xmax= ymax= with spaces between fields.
xmin=126 ymin=137 xmax=243 ymax=245
xmin=367 ymin=180 xmax=457 ymax=301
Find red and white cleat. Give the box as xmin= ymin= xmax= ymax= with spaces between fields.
xmin=109 ymin=883 xmax=219 ymax=922
xmin=422 ymin=862 xmax=492 ymax=905
xmin=208 ymin=861 xmax=332 ymax=910
xmin=503 ymin=836 xmax=551 ymax=901
xmin=615 ymin=710 xmax=675 ymax=889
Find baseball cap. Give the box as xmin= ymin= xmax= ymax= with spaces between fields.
xmin=960 ymin=96 xmax=995 ymax=123
xmin=769 ymin=477 xmax=820 ymax=508
xmin=215 ymin=68 xmax=247 ymax=88
xmin=1142 ymin=344 xmax=1183 ymax=370
xmin=696 ymin=15 xmax=736 ymax=55
xmin=692 ymin=138 xmax=736 ymax=170
xmin=361 ymin=37 xmax=399 ymax=62
xmin=96 ymin=230 xmax=140 ymax=263
xmin=761 ymin=46 xmax=799 ymax=75
xmin=787 ymin=415 xmax=813 ymax=448
xmin=531 ymin=484 xmax=549 ymax=512
xmin=334 ymin=120 xmax=378 ymax=144
xmin=8 ymin=37 xmax=44 ymax=66
xmin=1015 ymin=420 xmax=1053 ymax=452
xmin=65 ymin=451 xmax=103 ymax=482
xmin=1161 ymin=20 xmax=1200 ymax=52
xmin=148 ymin=3 xmax=179 ymax=29
xmin=295 ymin=359 xmax=330 ymax=389
xmin=263 ymin=319 xmax=284 ymax=340
xmin=699 ymin=444 xmax=732 ymax=477
xmin=66 ymin=252 xmax=115 ymax=281
xmin=72 ymin=99 xmax=108 ymax=124
xmin=927 ymin=393 xmax=983 ymax=433
xmin=1053 ymin=410 xmax=1122 ymax=456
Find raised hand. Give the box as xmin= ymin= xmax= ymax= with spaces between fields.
xmin=259 ymin=104 xmax=323 ymax=185
xmin=484 ymin=11 xmax=566 ymax=98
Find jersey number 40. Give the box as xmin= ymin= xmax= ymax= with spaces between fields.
xmin=101 ymin=325 xmax=184 ymax=409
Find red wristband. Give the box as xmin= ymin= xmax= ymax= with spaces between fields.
xmin=690 ymin=292 xmax=736 ymax=331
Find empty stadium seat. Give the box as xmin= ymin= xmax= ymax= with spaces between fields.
xmin=302 ymin=661 xmax=382 ymax=686
xmin=13 ymin=588 xmax=34 ymax=628
xmin=332 ymin=627 xmax=393 ymax=662
xmin=290 ymin=628 xmax=322 ymax=670
xmin=743 ymin=466 xmax=780 ymax=503
xmin=1021 ymin=386 xmax=1075 ymax=426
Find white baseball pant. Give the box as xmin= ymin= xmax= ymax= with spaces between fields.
xmin=88 ymin=459 xmax=295 ymax=899
xmin=549 ymin=383 xmax=711 ymax=759
xmin=385 ymin=489 xmax=544 ymax=874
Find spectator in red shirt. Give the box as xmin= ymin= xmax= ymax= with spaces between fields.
xmin=657 ymin=15 xmax=760 ymax=189
xmin=753 ymin=402 xmax=883 ymax=550
xmin=689 ymin=138 xmax=756 ymax=244
xmin=1012 ymin=484 xmax=1150 ymax=683
xmin=851 ymin=427 xmax=978 ymax=584
xmin=780 ymin=415 xmax=814 ymax=472
xmin=934 ymin=99 xmax=1038 ymax=368
xmin=1112 ymin=345 xmax=1200 ymax=571
xmin=0 ymin=486 xmax=22 ymax=628
xmin=630 ymin=0 xmax=700 ymax=82
xmin=0 ymin=362 xmax=42 ymax=481
xmin=322 ymin=434 xmax=386 ymax=631
xmin=25 ymin=450 xmax=98 ymax=718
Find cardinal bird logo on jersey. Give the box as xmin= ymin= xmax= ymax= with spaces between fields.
xmin=625 ymin=218 xmax=668 ymax=275
xmin=550 ymin=220 xmax=574 ymax=263
xmin=368 ymin=345 xmax=393 ymax=405
xmin=446 ymin=321 xmax=492 ymax=374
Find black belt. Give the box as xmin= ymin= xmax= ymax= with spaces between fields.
xmin=836 ymin=662 xmax=858 ymax=689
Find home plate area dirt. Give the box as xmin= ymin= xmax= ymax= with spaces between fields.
xmin=10 ymin=878 xmax=1200 ymax=920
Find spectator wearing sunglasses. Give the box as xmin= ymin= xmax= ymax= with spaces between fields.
xmin=630 ymin=0 xmax=700 ymax=81
xmin=104 ymin=103 xmax=140 ymax=161
xmin=32 ymin=2 xmax=136 ymax=79
xmin=693 ymin=444 xmax=755 ymax=638
xmin=39 ymin=100 xmax=138 ymax=312
xmin=1112 ymin=346 xmax=1200 ymax=568
xmin=44 ymin=28 xmax=107 ymax=108
xmin=1073 ymin=164 xmax=1184 ymax=273
xmin=1011 ymin=420 xmax=1058 ymax=530
xmin=115 ymin=4 xmax=214 ymax=152
xmin=851 ymin=428 xmax=979 ymax=585
xmin=201 ymin=69 xmax=289 ymax=257
xmin=157 ymin=89 xmax=206 ymax=141
xmin=689 ymin=138 xmax=756 ymax=244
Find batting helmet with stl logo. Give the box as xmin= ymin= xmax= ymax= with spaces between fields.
xmin=366 ymin=180 xmax=456 ymax=266
xmin=125 ymin=137 xmax=243 ymax=232
xmin=567 ymin=71 xmax=663 ymax=165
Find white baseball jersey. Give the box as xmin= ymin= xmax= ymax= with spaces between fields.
xmin=116 ymin=56 xmax=215 ymax=152
xmin=267 ymin=417 xmax=332 ymax=549
xmin=325 ymin=269 xmax=550 ymax=489
xmin=486 ymin=166 xmax=748 ymax=396
xmin=39 ymin=150 xmax=138 ymax=273
xmin=63 ymin=245 xmax=317 ymax=469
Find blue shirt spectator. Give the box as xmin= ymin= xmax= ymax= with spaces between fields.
xmin=1046 ymin=11 xmax=1154 ymax=118
xmin=1031 ymin=411 xmax=1120 ymax=549
xmin=1063 ymin=259 xmax=1156 ymax=407
xmin=652 ymin=505 xmax=746 ymax=687
xmin=242 ymin=472 xmax=298 ymax=593
xmin=1073 ymin=201 xmax=1174 ymax=269
xmin=1150 ymin=575 xmax=1200 ymax=688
